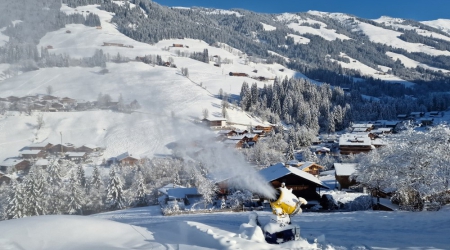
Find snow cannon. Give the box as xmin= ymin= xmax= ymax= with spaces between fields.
xmin=269 ymin=186 xmax=307 ymax=216
xmin=263 ymin=184 xmax=307 ymax=244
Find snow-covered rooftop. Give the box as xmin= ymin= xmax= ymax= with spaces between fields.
xmin=158 ymin=183 xmax=186 ymax=195
xmin=339 ymin=133 xmax=372 ymax=146
xmin=258 ymin=162 xmax=329 ymax=189
xmin=167 ymin=187 xmax=199 ymax=199
xmin=19 ymin=150 xmax=43 ymax=155
xmin=0 ymin=158 xmax=27 ymax=167
xmin=334 ymin=163 xmax=357 ymax=176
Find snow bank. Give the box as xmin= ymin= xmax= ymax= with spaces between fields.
xmin=0 ymin=215 xmax=156 ymax=250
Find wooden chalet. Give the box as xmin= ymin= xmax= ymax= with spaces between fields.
xmin=258 ymin=163 xmax=330 ymax=201
xmin=351 ymin=123 xmax=374 ymax=132
xmin=254 ymin=125 xmax=273 ymax=134
xmin=117 ymin=152 xmax=141 ymax=166
xmin=48 ymin=143 xmax=76 ymax=154
xmin=19 ymin=149 xmax=46 ymax=159
xmin=51 ymin=102 xmax=64 ymax=110
xmin=410 ymin=112 xmax=425 ymax=118
xmin=0 ymin=158 xmax=31 ymax=172
xmin=202 ymin=117 xmax=227 ymax=127
xmin=0 ymin=171 xmax=11 ymax=185
xmin=228 ymin=133 xmax=259 ymax=146
xmin=61 ymin=97 xmax=77 ymax=105
xmin=25 ymin=142 xmax=53 ymax=151
xmin=286 ymin=161 xmax=325 ymax=176
xmin=172 ymin=44 xmax=184 ymax=48
xmin=397 ymin=114 xmax=408 ymax=120
xmin=76 ymin=144 xmax=100 ymax=153
xmin=339 ymin=133 xmax=374 ymax=155
xmin=334 ymin=163 xmax=358 ymax=189
xmin=65 ymin=152 xmax=87 ymax=162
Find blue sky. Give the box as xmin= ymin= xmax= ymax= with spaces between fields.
xmin=155 ymin=0 xmax=450 ymax=21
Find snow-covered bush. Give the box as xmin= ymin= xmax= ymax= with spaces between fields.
xmin=227 ymin=190 xmax=253 ymax=210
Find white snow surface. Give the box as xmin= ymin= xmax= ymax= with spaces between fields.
xmin=286 ymin=33 xmax=311 ymax=44
xmin=275 ymin=13 xmax=350 ymax=41
xmin=201 ymin=9 xmax=243 ymax=17
xmin=1 ymin=205 xmax=450 ymax=249
xmin=261 ymin=22 xmax=276 ymax=31
xmin=308 ymin=11 xmax=450 ymax=56
xmin=422 ymin=19 xmax=450 ymax=36
xmin=329 ymin=53 xmax=415 ymax=87
xmin=386 ymin=51 xmax=450 ymax=73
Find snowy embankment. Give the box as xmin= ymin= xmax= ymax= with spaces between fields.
xmin=1 ymin=205 xmax=449 ymax=249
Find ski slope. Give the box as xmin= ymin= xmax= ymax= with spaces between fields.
xmin=1 ymin=205 xmax=449 ymax=249
xmin=307 ymin=11 xmax=450 ymax=57
xmin=329 ymin=53 xmax=415 ymax=87
xmin=422 ymin=19 xmax=450 ymax=36
xmin=386 ymin=51 xmax=450 ymax=73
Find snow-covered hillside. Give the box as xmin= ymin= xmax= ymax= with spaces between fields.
xmin=422 ymin=19 xmax=450 ymax=36
xmin=307 ymin=11 xmax=450 ymax=57
xmin=0 ymin=4 xmax=304 ymax=161
xmin=1 ymin=205 xmax=449 ymax=249
xmin=328 ymin=53 xmax=415 ymax=87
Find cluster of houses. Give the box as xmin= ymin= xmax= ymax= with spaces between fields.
xmin=159 ymin=160 xmax=330 ymax=211
xmin=397 ymin=111 xmax=441 ymax=126
xmin=0 ymin=142 xmax=102 ymax=173
xmin=0 ymin=95 xmax=122 ymax=113
xmin=0 ymin=141 xmax=147 ymax=185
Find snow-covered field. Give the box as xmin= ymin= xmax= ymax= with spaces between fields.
xmin=386 ymin=51 xmax=450 ymax=73
xmin=1 ymin=205 xmax=449 ymax=249
xmin=422 ymin=19 xmax=450 ymax=36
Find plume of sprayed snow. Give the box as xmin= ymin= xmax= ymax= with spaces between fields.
xmin=169 ymin=116 xmax=276 ymax=199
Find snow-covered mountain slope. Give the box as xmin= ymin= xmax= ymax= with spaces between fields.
xmin=2 ymin=205 xmax=450 ymax=249
xmin=422 ymin=19 xmax=450 ymax=36
xmin=328 ymin=53 xmax=415 ymax=87
xmin=0 ymin=4 xmax=301 ymax=161
xmin=277 ymin=13 xmax=351 ymax=41
xmin=374 ymin=16 xmax=450 ymax=42
xmin=306 ymin=11 xmax=450 ymax=56
xmin=387 ymin=51 xmax=450 ymax=73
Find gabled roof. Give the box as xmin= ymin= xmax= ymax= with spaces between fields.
xmin=158 ymin=183 xmax=186 ymax=195
xmin=19 ymin=150 xmax=43 ymax=155
xmin=117 ymin=152 xmax=140 ymax=161
xmin=339 ymin=133 xmax=372 ymax=146
xmin=0 ymin=158 xmax=28 ymax=167
xmin=334 ymin=163 xmax=357 ymax=176
xmin=258 ymin=163 xmax=329 ymax=189
xmin=228 ymin=133 xmax=258 ymax=140
xmin=352 ymin=123 xmax=374 ymax=128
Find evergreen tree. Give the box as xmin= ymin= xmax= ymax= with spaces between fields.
xmin=106 ymin=167 xmax=126 ymax=210
xmin=5 ymin=181 xmax=27 ymax=219
xmin=65 ymin=170 xmax=86 ymax=215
